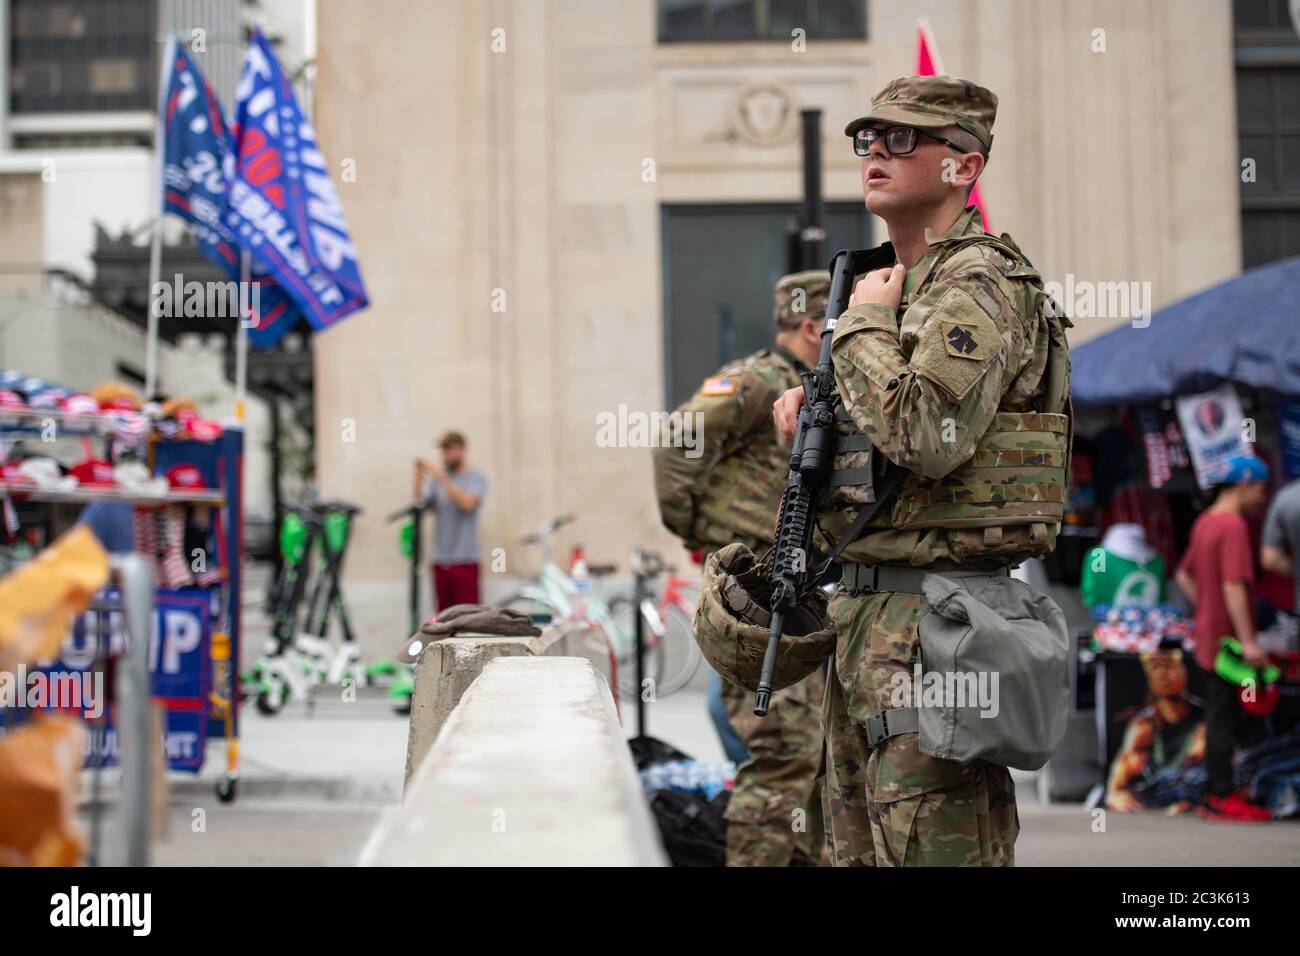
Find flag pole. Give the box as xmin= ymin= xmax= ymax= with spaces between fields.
xmin=236 ymin=250 xmax=250 ymax=422
xmin=915 ymin=17 xmax=990 ymax=231
xmin=916 ymin=17 xmax=947 ymax=74
xmin=146 ymin=33 xmax=177 ymax=398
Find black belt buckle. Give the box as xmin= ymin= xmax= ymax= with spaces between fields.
xmin=869 ymin=565 xmax=881 ymax=591
xmin=866 ymin=710 xmax=889 ymax=747
xmin=843 ymin=563 xmax=881 ymax=592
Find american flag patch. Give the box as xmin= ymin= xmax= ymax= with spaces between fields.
xmin=701 ymin=376 xmax=736 ymax=396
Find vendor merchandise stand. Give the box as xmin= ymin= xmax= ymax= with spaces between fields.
xmin=1067 ymin=256 xmax=1300 ymax=801
xmin=0 ymin=408 xmax=244 ymax=803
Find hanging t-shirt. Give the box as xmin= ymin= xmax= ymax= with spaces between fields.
xmin=1081 ymin=548 xmax=1167 ymax=608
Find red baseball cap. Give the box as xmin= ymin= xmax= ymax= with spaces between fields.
xmin=187 ymin=418 xmax=223 ymax=442
xmin=68 ymin=459 xmax=116 ymax=488
xmin=0 ymin=463 xmax=31 ymax=484
xmin=165 ymin=463 xmax=209 ymax=491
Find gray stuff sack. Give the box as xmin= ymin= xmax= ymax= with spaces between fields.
xmin=914 ymin=572 xmax=1069 ymax=771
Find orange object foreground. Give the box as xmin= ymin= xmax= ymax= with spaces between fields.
xmin=0 ymin=716 xmax=86 ymax=866
xmin=0 ymin=525 xmax=110 ymax=667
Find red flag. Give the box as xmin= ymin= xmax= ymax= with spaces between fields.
xmin=916 ymin=18 xmax=990 ymax=231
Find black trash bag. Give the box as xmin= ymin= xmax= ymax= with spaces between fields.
xmin=648 ymin=789 xmax=730 ymax=867
xmin=628 ymin=734 xmax=692 ymax=771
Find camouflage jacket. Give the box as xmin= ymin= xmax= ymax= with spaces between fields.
xmin=654 ymin=347 xmax=805 ymax=552
xmin=820 ymin=206 xmax=1071 ymax=567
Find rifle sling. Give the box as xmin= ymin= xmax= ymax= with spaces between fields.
xmin=815 ymin=463 xmax=907 ymax=578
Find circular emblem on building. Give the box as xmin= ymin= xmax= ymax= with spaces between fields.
xmin=727 ymin=83 xmax=800 ymax=147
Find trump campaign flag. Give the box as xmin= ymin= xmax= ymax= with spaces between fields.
xmin=224 ymin=28 xmax=368 ymax=337
xmin=158 ymin=38 xmax=299 ymax=348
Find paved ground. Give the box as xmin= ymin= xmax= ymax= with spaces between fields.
xmin=86 ymin=684 xmax=1297 ymax=867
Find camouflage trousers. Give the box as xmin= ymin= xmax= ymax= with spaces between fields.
xmin=821 ymin=589 xmax=1018 ymax=867
xmin=721 ymin=669 xmax=828 ymax=867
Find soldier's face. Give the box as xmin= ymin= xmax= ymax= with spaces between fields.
xmin=860 ymin=125 xmax=959 ymax=217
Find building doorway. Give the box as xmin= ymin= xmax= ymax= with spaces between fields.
xmin=660 ymin=202 xmax=872 ymax=407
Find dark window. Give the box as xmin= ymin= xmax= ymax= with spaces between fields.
xmin=1234 ymin=0 xmax=1300 ymax=267
xmin=660 ymin=202 xmax=871 ymax=407
xmin=9 ymin=0 xmax=157 ymax=114
xmin=658 ymin=0 xmax=866 ymax=43
xmin=1233 ymin=0 xmax=1298 ymax=37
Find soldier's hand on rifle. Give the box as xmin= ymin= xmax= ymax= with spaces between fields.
xmin=773 ymin=386 xmax=805 ymax=445
xmin=849 ymin=263 xmax=905 ymax=313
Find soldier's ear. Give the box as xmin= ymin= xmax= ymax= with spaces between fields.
xmin=954 ymin=151 xmax=985 ymax=193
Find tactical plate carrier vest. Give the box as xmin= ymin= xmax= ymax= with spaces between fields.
xmin=828 ymin=233 xmax=1072 ymax=557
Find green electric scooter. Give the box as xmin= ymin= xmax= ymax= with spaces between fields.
xmin=381 ymin=495 xmax=436 ymax=714
xmin=245 ymin=502 xmax=399 ymax=715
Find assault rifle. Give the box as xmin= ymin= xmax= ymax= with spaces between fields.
xmin=754 ymin=244 xmax=904 ymax=717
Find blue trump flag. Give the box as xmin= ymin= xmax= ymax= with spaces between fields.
xmin=224 ymin=28 xmax=369 ymax=336
xmin=158 ymin=39 xmax=300 ymax=346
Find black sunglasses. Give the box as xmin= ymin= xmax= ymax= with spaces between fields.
xmin=853 ymin=125 xmax=969 ymax=157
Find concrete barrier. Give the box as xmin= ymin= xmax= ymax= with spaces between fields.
xmin=363 ymin=656 xmax=666 ymax=866
xmin=402 ymin=623 xmax=614 ymax=788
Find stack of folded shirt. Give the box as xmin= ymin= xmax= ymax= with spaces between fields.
xmin=1091 ymin=602 xmax=1194 ymax=654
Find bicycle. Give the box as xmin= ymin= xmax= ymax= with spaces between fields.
xmin=608 ymin=548 xmax=702 ymax=699
xmin=497 ymin=514 xmax=663 ymax=697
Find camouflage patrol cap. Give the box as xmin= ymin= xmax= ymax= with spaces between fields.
xmin=693 ymin=543 xmax=835 ymax=693
xmin=844 ymin=75 xmax=997 ymax=152
xmin=774 ymin=270 xmax=831 ymax=330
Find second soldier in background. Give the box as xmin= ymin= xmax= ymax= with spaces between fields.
xmin=653 ymin=271 xmax=831 ymax=867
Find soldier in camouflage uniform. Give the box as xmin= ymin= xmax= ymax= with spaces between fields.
xmin=774 ymin=76 xmax=1072 ymax=866
xmin=654 ymin=272 xmax=832 ymax=867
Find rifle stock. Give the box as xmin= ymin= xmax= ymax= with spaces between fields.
xmin=754 ymin=244 xmax=895 ymax=717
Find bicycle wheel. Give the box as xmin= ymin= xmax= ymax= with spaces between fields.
xmin=607 ymin=596 xmax=666 ymax=699
xmin=653 ymin=602 xmax=702 ymax=696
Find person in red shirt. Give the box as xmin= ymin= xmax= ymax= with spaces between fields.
xmin=1174 ymin=455 xmax=1272 ymax=822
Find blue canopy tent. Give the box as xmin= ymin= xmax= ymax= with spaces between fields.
xmin=1071 ymin=254 xmax=1300 ymax=407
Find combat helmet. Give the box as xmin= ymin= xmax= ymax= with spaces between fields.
xmin=693 ymin=543 xmax=836 ymax=692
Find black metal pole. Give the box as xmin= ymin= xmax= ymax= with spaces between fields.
xmin=634 ymin=557 xmax=646 ymax=737
xmin=270 ymin=396 xmax=283 ymax=579
xmin=799 ymin=108 xmax=826 ymax=271
xmin=785 ymin=214 xmax=802 ymax=275
xmin=410 ymin=503 xmax=422 ymax=636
